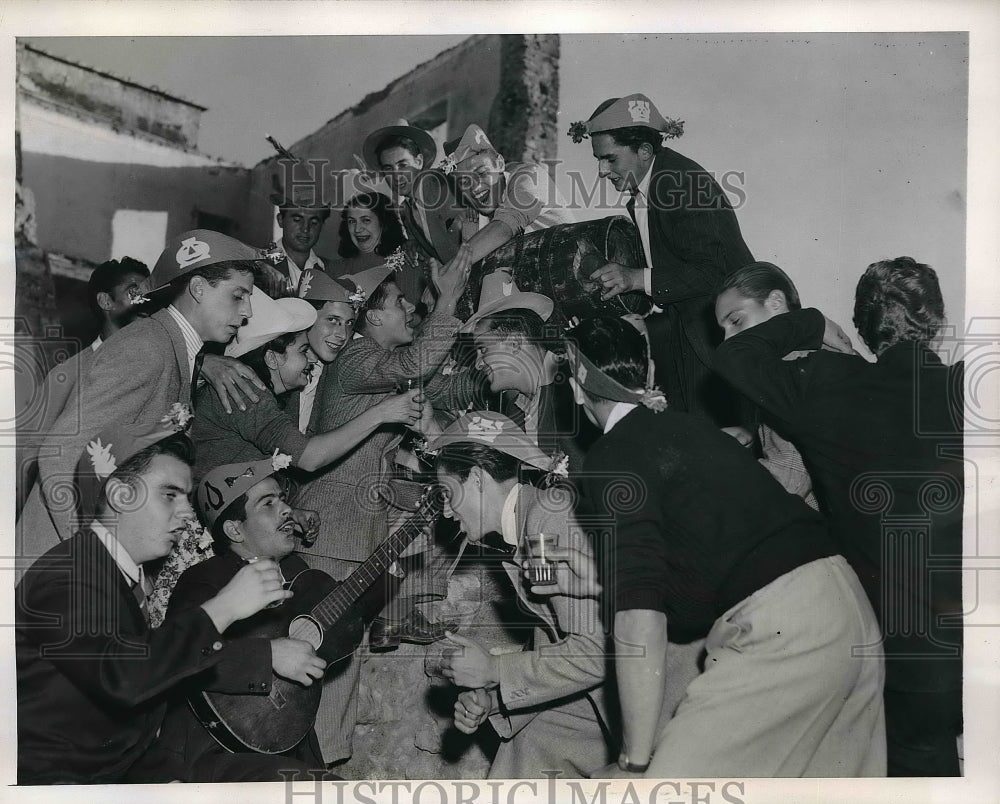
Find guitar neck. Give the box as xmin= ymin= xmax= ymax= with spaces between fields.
xmin=309 ymin=496 xmax=437 ymax=630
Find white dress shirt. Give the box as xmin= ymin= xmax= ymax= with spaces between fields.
xmin=603 ymin=402 xmax=639 ymax=435
xmin=166 ymin=304 xmax=205 ymax=380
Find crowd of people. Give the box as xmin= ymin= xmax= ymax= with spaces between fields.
xmin=15 ymin=92 xmax=963 ymax=784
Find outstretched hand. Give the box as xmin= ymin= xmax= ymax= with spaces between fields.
xmin=431 ymin=244 xmax=474 ymax=309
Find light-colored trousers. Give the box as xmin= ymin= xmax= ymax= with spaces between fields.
xmin=646 ymin=555 xmax=886 ymax=777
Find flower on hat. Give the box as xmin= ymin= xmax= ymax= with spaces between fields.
xmin=87 ymin=437 xmax=117 ymax=479
xmin=348 ymin=287 xmax=367 ymax=308
xmin=636 ymin=387 xmax=668 ymax=412
xmin=127 ymin=287 xmax=151 ymax=306
xmin=260 ymin=241 xmax=285 ymax=265
xmin=548 ymin=451 xmax=570 ymax=479
xmin=161 ymin=402 xmax=194 ymax=432
xmin=568 ymin=121 xmax=590 ymax=143
xmin=384 ymin=247 xmax=406 ymax=274
xmin=438 ymin=153 xmax=458 ymax=175
xmin=660 ymin=119 xmax=685 ymax=142
xmin=271 ymin=449 xmax=293 ymax=471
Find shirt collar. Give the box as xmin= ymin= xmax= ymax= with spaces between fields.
xmin=631 ymin=163 xmax=653 ymax=200
xmin=91 ymin=520 xmax=143 ymax=587
xmin=166 ymin=304 xmax=205 ymax=365
xmin=604 ymin=401 xmax=639 ymax=434
xmin=279 ymin=242 xmax=324 ymax=272
xmin=499 ymin=482 xmax=523 ymax=547
xmin=90 ymin=335 xmax=103 ymax=352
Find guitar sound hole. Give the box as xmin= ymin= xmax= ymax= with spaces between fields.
xmin=289 ymin=616 xmax=322 ymax=650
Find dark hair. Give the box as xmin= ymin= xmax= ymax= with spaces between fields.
xmin=436 ymin=442 xmax=521 ymax=484
xmin=607 ymin=127 xmax=663 ymax=154
xmin=87 ymin=257 xmax=150 ymax=318
xmin=355 ymin=277 xmax=396 ymax=335
xmin=239 ymin=331 xmax=300 ymax=393
xmin=718 ymin=262 xmax=802 ymax=310
xmin=375 ymin=134 xmax=423 ymax=165
xmin=853 ymin=257 xmax=945 ymax=354
xmin=336 ymin=193 xmax=406 ymax=259
xmin=478 ymin=309 xmax=546 ymax=342
xmin=94 ymin=433 xmax=194 ymax=518
xmin=166 ymin=261 xmax=256 ymax=302
xmin=278 ymin=206 xmax=330 ymax=221
xmin=568 ymin=317 xmax=648 ymax=391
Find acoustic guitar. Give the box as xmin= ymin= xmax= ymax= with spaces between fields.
xmin=189 ymin=486 xmax=441 ymax=754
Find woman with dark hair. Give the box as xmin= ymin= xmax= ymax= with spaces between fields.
xmin=192 ymin=294 xmax=423 ymax=483
xmin=333 ymin=190 xmax=430 ymax=311
xmin=568 ymin=316 xmax=885 ymax=778
xmin=714 ymin=258 xmax=963 ymax=776
xmin=429 ymin=411 xmax=617 ymax=779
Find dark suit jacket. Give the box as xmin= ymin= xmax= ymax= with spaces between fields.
xmin=148 ymin=551 xmax=320 ymax=782
xmin=714 ymin=308 xmax=964 ymax=692
xmin=16 ymin=530 xmax=232 ymax=784
xmin=645 ymin=147 xmax=754 ymax=306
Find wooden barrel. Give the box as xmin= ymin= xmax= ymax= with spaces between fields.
xmin=457 ymin=216 xmax=653 ymax=328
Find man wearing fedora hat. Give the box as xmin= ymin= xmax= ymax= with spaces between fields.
xmin=363 ymin=118 xmax=438 ymax=242
xmin=148 ymin=454 xmax=331 ymax=782
xmin=570 ymin=93 xmax=754 ymax=425
xmin=19 ymin=230 xmax=269 ymax=572
xmin=409 ymin=123 xmax=577 ymax=268
xmin=261 ymin=176 xmax=333 ymax=298
xmin=16 ymin=419 xmax=299 ymax=784
xmin=465 ymin=271 xmax=598 ymax=471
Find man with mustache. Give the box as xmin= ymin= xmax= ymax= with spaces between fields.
xmin=16 ymin=421 xmax=296 ymax=784
xmin=147 ymin=454 xmax=331 ymax=782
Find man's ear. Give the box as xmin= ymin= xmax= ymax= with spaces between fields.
xmin=468 ymin=465 xmax=483 ymax=490
xmin=187 ymin=275 xmax=206 ymax=303
xmin=494 ymin=154 xmax=506 ymax=173
xmin=222 ymin=519 xmax=243 ymax=543
xmin=765 ymin=289 xmax=788 ymax=313
xmin=275 ymin=211 xmax=285 ymax=230
xmin=506 ymin=332 xmax=524 ymax=354
xmin=414 ymin=154 xmax=425 ymax=170
xmin=365 ymin=308 xmax=382 ymax=329
xmin=96 ymin=291 xmax=115 ymax=312
xmin=637 ymin=142 xmax=655 ymax=165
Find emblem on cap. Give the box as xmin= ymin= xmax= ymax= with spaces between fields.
xmin=176 ymin=237 xmax=212 ymax=269
xmin=467 ymin=414 xmax=505 ymax=443
xmin=628 ymin=99 xmax=651 ymax=124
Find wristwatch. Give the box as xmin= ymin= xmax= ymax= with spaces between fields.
xmin=618 ymin=752 xmax=650 ymax=773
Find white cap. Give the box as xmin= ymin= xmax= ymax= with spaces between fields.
xmin=225 ymin=291 xmax=317 ymax=357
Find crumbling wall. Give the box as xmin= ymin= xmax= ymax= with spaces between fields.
xmin=488 ymin=35 xmax=560 ymax=165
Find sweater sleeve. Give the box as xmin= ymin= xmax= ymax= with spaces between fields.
xmin=336 ymin=312 xmax=462 ymax=395
xmin=713 ymin=308 xmax=826 ymax=426
xmin=583 ymin=440 xmax=671 ymax=614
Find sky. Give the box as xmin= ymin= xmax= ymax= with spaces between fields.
xmin=21 ymin=35 xmax=469 ymax=166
